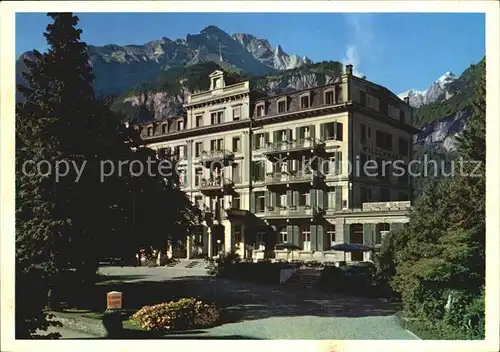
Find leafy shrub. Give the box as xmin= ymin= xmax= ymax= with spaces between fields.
xmin=131 ymin=298 xmax=219 ymax=331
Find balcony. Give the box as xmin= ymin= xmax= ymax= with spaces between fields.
xmin=199 ymin=150 xmax=234 ymax=166
xmin=263 ymin=205 xmax=314 ymax=219
xmin=265 ymin=170 xmax=324 ymax=186
xmin=262 ymin=138 xmax=324 ymax=156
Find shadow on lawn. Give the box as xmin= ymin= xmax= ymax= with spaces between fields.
xmin=59 ymin=272 xmax=400 ymax=326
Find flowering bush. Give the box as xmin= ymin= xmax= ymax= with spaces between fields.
xmin=131 ymin=298 xmax=219 ymax=331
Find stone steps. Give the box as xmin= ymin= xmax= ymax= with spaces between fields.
xmin=285 ymin=269 xmax=322 ymax=288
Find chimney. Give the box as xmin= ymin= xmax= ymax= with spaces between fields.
xmin=345 ymin=64 xmax=353 ymax=75
xmin=404 ymin=96 xmax=410 ymax=104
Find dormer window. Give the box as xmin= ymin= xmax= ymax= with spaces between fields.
xmin=233 ymin=106 xmax=241 ymax=121
xmin=324 ymin=89 xmax=335 ymax=105
xmin=256 ymin=104 xmax=265 ymax=117
xmin=300 ymin=94 xmax=310 ymax=109
xmin=147 ymin=126 xmax=153 ymax=136
xmin=177 ymin=119 xmax=184 ymax=131
xmin=161 ymin=124 xmax=167 ymax=134
xmin=277 ymin=99 xmax=287 ymax=113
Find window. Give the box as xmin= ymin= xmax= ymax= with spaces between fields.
xmin=278 ymin=99 xmax=287 ymax=113
xmin=302 ymin=229 xmax=311 ymax=251
xmin=161 ymin=124 xmax=167 ymax=134
xmin=195 ymin=115 xmax=203 ymax=128
xmin=254 ymin=133 xmax=266 ymax=150
xmin=325 ymin=90 xmax=334 ymax=105
xmin=177 ymin=119 xmax=184 ymax=130
xmin=299 ymin=192 xmax=310 ymax=207
xmin=194 ymin=169 xmax=203 ymax=187
xmin=398 ymin=164 xmax=408 ymax=185
xmin=210 ymin=138 xmax=223 ymax=151
xmin=195 ymin=142 xmax=203 ymax=157
xmin=368 ymin=127 xmax=371 ymax=138
xmin=232 ymin=137 xmax=241 ymax=152
xmin=234 ymin=225 xmax=242 ymax=245
xmin=326 ymin=189 xmax=335 ymax=209
xmin=388 ymin=105 xmax=400 ymax=120
xmin=322 ymin=122 xmax=343 ymax=141
xmin=210 ymin=111 xmax=224 ymax=124
xmin=360 ymin=186 xmax=367 ymax=203
xmin=194 ymin=195 xmax=203 ymax=210
xmin=279 ymin=193 xmax=287 ymax=207
xmin=360 ymin=123 xmax=367 ymax=144
xmin=256 ymin=104 xmax=265 ymax=117
xmin=399 ymin=110 xmax=405 ymax=123
xmin=280 ymin=231 xmax=288 ymax=243
xmin=366 ymin=94 xmax=380 ymax=111
xmin=252 ymin=161 xmax=265 ymax=182
xmin=359 ymin=91 xmax=366 ymax=105
xmin=300 ymin=95 xmax=310 ymax=109
xmin=398 ymin=138 xmax=409 ymax=156
xmin=376 ymin=130 xmax=393 ymax=150
xmin=326 ymin=225 xmax=336 ymax=249
xmin=367 ymin=188 xmax=372 ymax=200
xmin=359 ymin=153 xmax=367 ymax=176
xmin=256 ymin=232 xmax=265 ymax=250
xmin=232 ymin=163 xmax=241 ymax=184
xmin=232 ymin=194 xmax=240 ymax=209
xmin=147 ymin=126 xmax=153 ymax=136
xmin=255 ymin=191 xmax=266 ymax=213
xmin=233 ymin=106 xmax=241 ymax=120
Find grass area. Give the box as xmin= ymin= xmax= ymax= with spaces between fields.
xmin=396 ymin=312 xmax=481 ymax=340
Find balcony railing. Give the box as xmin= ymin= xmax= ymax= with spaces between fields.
xmin=263 ymin=138 xmax=324 ymax=155
xmin=263 ymin=205 xmax=314 ymax=218
xmin=199 ymin=150 xmax=234 ymax=164
xmin=265 ymin=170 xmax=323 ymax=185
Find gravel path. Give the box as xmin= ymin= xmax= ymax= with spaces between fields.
xmin=98 ymin=265 xmax=418 ymax=340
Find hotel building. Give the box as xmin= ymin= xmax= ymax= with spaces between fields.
xmin=136 ymin=64 xmax=420 ymax=262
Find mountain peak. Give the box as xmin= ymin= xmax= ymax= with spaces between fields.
xmin=399 ymin=71 xmax=458 ymax=108
xmin=200 ymin=25 xmax=227 ymax=36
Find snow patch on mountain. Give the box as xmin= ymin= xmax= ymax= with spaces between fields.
xmin=399 ymin=71 xmax=457 ymax=108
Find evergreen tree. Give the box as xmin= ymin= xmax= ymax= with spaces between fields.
xmin=15 ymin=13 xmax=124 ymax=338
xmin=376 ymin=60 xmax=486 ymax=338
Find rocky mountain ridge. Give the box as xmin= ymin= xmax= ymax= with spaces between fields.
xmin=17 ymin=25 xmax=311 ymax=97
xmin=398 ymin=71 xmax=458 ymax=108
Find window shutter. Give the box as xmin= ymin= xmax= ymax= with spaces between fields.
xmin=264 ymin=132 xmax=269 ymax=146
xmin=260 ymin=162 xmax=265 ymax=180
xmin=343 ymin=224 xmax=350 ymax=243
xmin=333 ymin=122 xmax=338 ymax=140
xmin=292 ymin=225 xmax=300 ymax=246
xmin=309 ymin=125 xmax=315 ymax=139
xmin=337 ymin=152 xmax=342 ymax=175
xmin=310 ymin=224 xmax=317 ymax=251
xmin=336 ymin=122 xmax=343 ymax=141
xmin=287 ymin=129 xmax=292 ymax=141
xmin=295 ymin=127 xmax=300 ymax=141
xmin=249 ymin=192 xmax=255 ymax=213
xmin=293 ymin=191 xmax=299 ymax=206
xmin=335 ymin=186 xmax=342 ymax=210
xmin=286 ymin=224 xmax=293 ymax=243
xmin=317 ymin=189 xmax=324 ymax=211
xmin=317 ymin=225 xmax=324 ymax=251
xmin=287 ymin=189 xmax=293 ymax=206
xmin=265 ymin=192 xmax=270 ymax=209
xmin=252 ymin=134 xmax=257 ymax=151
xmin=271 ymin=192 xmax=277 ymax=207
xmin=273 ymin=131 xmax=278 ymax=143
xmin=363 ymin=223 xmax=375 ymax=246
xmin=320 ymin=123 xmax=325 ymax=141
xmin=310 ymin=189 xmax=317 ymax=210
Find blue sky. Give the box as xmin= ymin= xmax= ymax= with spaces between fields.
xmin=15 ymin=12 xmax=485 ymax=94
